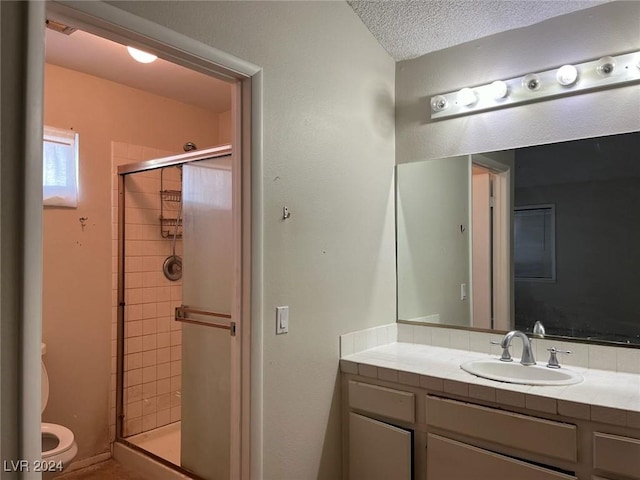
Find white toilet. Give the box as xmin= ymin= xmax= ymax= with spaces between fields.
xmin=41 ymin=343 xmax=78 ymax=478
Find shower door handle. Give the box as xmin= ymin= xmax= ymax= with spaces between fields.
xmin=175 ymin=305 xmax=236 ymax=336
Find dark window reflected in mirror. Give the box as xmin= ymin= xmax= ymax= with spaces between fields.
xmin=514 ymin=205 xmax=556 ymax=281
xmin=514 ymin=131 xmax=640 ymax=344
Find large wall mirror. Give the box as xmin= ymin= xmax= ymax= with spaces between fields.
xmin=396 ymin=131 xmax=640 ymax=346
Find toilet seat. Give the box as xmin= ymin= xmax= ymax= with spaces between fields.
xmin=41 ymin=423 xmax=75 ymax=457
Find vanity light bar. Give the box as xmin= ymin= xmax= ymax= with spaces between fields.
xmin=430 ymin=50 xmax=640 ymax=119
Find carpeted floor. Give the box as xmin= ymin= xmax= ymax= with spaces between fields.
xmin=55 ymin=460 xmax=149 ymax=480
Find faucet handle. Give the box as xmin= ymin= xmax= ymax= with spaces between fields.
xmin=546 ymin=346 xmax=571 ymax=369
xmin=491 ymin=340 xmax=513 ymax=362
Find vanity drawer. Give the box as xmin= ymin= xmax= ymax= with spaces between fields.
xmin=593 ymin=432 xmax=640 ymax=479
xmin=427 ymin=434 xmax=576 ymax=480
xmin=426 ymin=395 xmax=577 ymax=462
xmin=348 ymin=381 xmax=415 ymax=423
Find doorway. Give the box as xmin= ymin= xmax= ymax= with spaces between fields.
xmin=471 ymin=154 xmax=512 ymax=332
xmin=471 ymin=164 xmax=494 ymax=329
xmin=34 ymin=3 xmax=260 ymax=479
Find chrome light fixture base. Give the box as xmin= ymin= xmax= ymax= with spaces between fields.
xmin=430 ymin=50 xmax=640 ymax=120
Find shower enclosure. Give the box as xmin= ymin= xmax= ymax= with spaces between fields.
xmin=115 ymin=145 xmax=237 ymax=479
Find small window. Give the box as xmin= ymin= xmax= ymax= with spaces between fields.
xmin=43 ymin=126 xmax=79 ymax=207
xmin=514 ymin=205 xmax=556 ymax=281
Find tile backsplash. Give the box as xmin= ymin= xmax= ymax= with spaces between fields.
xmin=340 ymin=323 xmax=397 ymax=357
xmin=341 ymin=323 xmax=640 ymax=374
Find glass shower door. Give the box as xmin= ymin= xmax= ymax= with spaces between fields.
xmin=179 ymin=156 xmax=234 ymax=479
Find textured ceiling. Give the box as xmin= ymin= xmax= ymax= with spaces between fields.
xmin=348 ymin=0 xmax=611 ymax=61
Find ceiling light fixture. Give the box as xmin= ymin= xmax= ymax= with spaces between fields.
xmin=430 ymin=50 xmax=640 ymax=120
xmin=127 ymin=46 xmax=158 ymax=64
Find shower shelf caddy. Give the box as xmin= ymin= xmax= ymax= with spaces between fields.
xmin=159 ymin=169 xmax=183 ymax=238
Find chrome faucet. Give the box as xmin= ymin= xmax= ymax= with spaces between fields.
xmin=533 ymin=321 xmax=546 ymax=337
xmin=498 ymin=330 xmax=536 ymax=366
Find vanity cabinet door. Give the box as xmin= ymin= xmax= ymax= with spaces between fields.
xmin=349 ymin=412 xmax=412 ymax=480
xmin=593 ymin=432 xmax=640 ymax=480
xmin=426 ymin=434 xmax=576 ymax=480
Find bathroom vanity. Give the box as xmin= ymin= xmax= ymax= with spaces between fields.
xmin=341 ymin=340 xmax=640 ymax=480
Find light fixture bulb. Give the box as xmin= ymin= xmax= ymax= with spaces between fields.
xmin=127 ymin=46 xmax=158 ymax=64
xmin=430 ymin=95 xmax=448 ymax=112
xmin=522 ymin=74 xmax=541 ymax=91
xmin=490 ymin=80 xmax=508 ymax=99
xmin=596 ymin=56 xmax=616 ymax=76
xmin=457 ymin=87 xmax=477 ymax=107
xmin=556 ymin=65 xmax=578 ymax=86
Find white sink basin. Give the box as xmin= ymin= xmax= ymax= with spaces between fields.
xmin=460 ymin=359 xmax=583 ymax=386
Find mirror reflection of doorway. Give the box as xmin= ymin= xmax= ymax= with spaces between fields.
xmin=471 ymin=156 xmax=512 ymax=331
xmin=472 ymin=165 xmax=494 ymax=329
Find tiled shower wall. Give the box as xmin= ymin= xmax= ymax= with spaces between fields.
xmin=111 ymin=141 xmax=183 ymax=440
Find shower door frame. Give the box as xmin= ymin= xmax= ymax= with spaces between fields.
xmin=116 ymin=145 xmax=235 ymax=478
xmin=43 ymin=2 xmax=262 ymax=479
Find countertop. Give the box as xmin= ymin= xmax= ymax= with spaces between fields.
xmin=341 ymin=342 xmax=640 ymax=429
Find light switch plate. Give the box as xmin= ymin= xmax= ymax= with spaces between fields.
xmin=276 ymin=306 xmax=289 ymax=334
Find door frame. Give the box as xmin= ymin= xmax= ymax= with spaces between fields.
xmin=27 ymin=2 xmax=263 ymax=478
xmin=471 ymin=154 xmax=513 ymax=332
xmin=471 ymin=166 xmax=493 ymax=329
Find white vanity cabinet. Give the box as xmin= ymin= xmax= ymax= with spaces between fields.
xmin=343 ymin=370 xmax=640 ymax=480
xmin=341 ymin=334 xmax=640 ymax=480
xmin=344 ymin=375 xmax=580 ymax=479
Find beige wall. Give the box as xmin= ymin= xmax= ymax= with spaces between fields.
xmin=42 ymin=63 xmax=228 ymax=461
xmin=109 ymin=2 xmax=397 ymax=479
